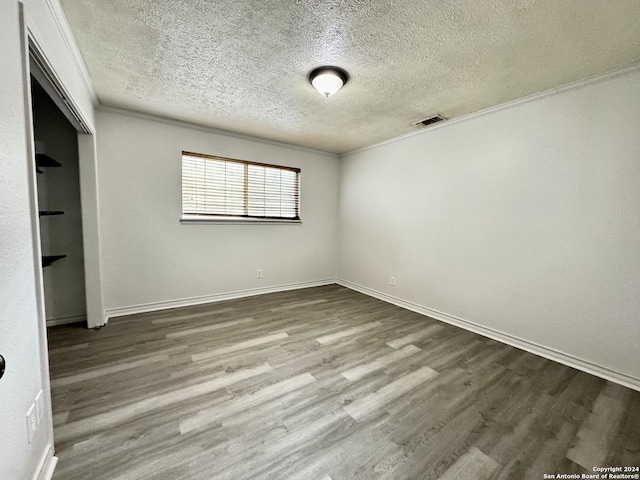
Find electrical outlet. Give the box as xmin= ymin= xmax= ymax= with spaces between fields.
xmin=390 ymin=276 xmax=396 ymax=286
xmin=256 ymin=269 xmax=263 ymax=278
xmin=34 ymin=390 xmax=43 ymax=425
xmin=26 ymin=403 xmax=37 ymax=444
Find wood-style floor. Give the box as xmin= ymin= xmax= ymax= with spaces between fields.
xmin=48 ymin=285 xmax=640 ymax=480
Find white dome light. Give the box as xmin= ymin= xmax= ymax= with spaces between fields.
xmin=309 ymin=66 xmax=349 ymax=97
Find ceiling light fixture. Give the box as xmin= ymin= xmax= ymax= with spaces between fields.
xmin=309 ymin=66 xmax=349 ymax=97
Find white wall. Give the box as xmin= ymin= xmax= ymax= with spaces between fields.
xmin=33 ymin=81 xmax=87 ymax=325
xmin=0 ymin=4 xmax=51 ymax=477
xmin=338 ymin=67 xmax=640 ymax=386
xmin=0 ymin=1 xmax=96 ymax=478
xmin=96 ymin=109 xmax=339 ymax=314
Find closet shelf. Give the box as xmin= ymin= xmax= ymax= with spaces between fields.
xmin=42 ymin=255 xmax=66 ymax=268
xmin=36 ymin=153 xmax=62 ymax=173
xmin=39 ymin=210 xmax=64 ymax=217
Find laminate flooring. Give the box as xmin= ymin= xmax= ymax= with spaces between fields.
xmin=47 ymin=285 xmax=640 ymax=479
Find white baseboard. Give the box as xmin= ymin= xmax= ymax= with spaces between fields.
xmin=46 ymin=314 xmax=86 ymax=327
xmin=33 ymin=445 xmax=57 ymax=480
xmin=337 ymin=279 xmax=640 ymax=392
xmin=104 ymin=279 xmax=336 ymax=321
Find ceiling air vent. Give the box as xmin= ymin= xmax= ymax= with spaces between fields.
xmin=414 ymin=115 xmax=446 ymax=127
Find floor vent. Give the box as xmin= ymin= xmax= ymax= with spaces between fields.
xmin=415 ymin=115 xmax=446 ymax=127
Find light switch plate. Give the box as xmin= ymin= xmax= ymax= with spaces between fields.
xmin=35 ymin=390 xmax=44 ymax=425
xmin=26 ymin=403 xmax=37 ymax=444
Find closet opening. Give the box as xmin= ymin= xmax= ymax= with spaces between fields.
xmin=30 ymin=75 xmax=87 ymax=328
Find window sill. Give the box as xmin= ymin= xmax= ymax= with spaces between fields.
xmin=180 ymin=216 xmax=302 ymax=225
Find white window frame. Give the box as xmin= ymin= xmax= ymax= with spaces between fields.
xmin=180 ymin=151 xmax=301 ymax=224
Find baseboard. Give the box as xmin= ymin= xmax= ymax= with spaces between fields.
xmin=46 ymin=314 xmax=86 ymax=327
xmin=104 ymin=279 xmax=336 ymax=321
xmin=337 ymin=279 xmax=640 ymax=392
xmin=33 ymin=444 xmax=57 ymax=480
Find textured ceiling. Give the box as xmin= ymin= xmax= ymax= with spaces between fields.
xmin=60 ymin=0 xmax=640 ymax=154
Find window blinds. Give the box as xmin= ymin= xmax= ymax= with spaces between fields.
xmin=182 ymin=152 xmax=300 ymax=220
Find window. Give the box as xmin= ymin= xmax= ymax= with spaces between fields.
xmin=181 ymin=151 xmax=300 ymax=222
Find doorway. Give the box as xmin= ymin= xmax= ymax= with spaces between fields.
xmin=27 ymin=41 xmax=104 ymax=330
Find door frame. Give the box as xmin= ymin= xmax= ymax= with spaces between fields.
xmin=24 ymin=8 xmax=105 ymax=330
xmin=18 ymin=4 xmax=104 ymax=475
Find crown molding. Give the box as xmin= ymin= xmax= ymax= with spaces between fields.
xmin=97 ymin=104 xmax=339 ymax=158
xmin=342 ymin=60 xmax=640 ymax=157
xmin=43 ymin=0 xmax=97 ymax=105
